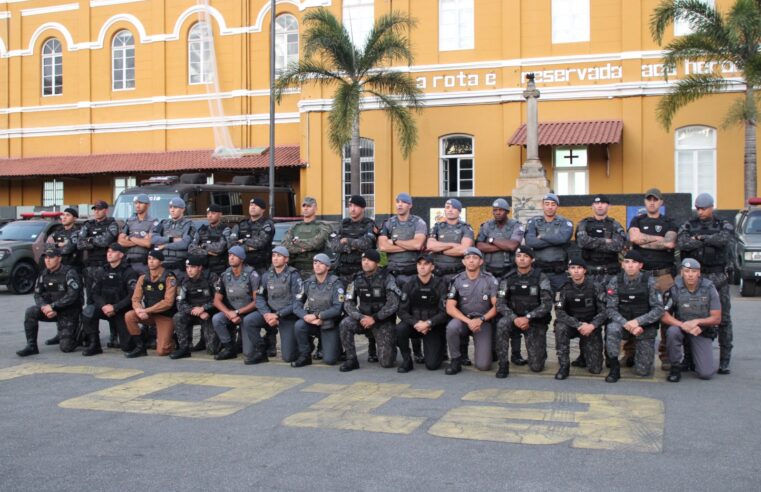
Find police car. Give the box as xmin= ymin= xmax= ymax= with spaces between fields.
xmin=732 ymin=197 xmax=761 ymax=297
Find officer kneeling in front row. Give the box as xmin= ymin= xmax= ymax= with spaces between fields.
xmin=553 ymin=257 xmax=607 ymax=380
xmin=661 ymin=258 xmax=721 ymax=382
xmin=17 ymin=245 xmax=83 ymax=357
xmin=170 ymin=255 xmax=219 ymax=360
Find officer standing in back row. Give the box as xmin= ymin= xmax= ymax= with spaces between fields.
xmin=189 ymin=204 xmax=230 ymax=276
xmin=281 ymin=196 xmax=332 ymax=280
xmin=151 ymin=197 xmax=194 ymax=278
xmin=524 ymin=193 xmax=574 ymax=292
xmin=118 ymin=194 xmax=156 ymax=276
xmin=78 ymin=200 xmax=120 ymax=303
xmin=229 ymin=197 xmax=275 ymax=275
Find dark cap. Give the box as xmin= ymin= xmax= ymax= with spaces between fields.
xmin=568 ymin=257 xmax=588 ymax=269
xmin=592 ymin=194 xmax=610 ymax=204
xmin=108 ymin=242 xmax=126 ymax=254
xmin=644 ymin=188 xmax=662 ymax=200
xmin=186 ymin=255 xmax=207 ymax=267
xmin=148 ymin=249 xmax=165 ymax=261
xmin=63 ymin=207 xmax=79 ymax=218
xmin=207 ymin=204 xmax=223 ymax=213
xmin=417 ymin=253 xmax=434 ymax=264
xmin=445 ymin=198 xmax=463 ymax=211
xmin=250 ymin=197 xmax=266 ymax=210
xmin=515 ymin=246 xmax=535 ymax=259
xmin=362 ymin=249 xmax=381 ymax=263
xmin=624 ymin=250 xmax=645 ymax=263
xmin=91 ymin=200 xmax=109 ymax=210
xmin=349 ymin=195 xmax=366 ymax=208
xmin=43 ymin=244 xmax=62 ymax=257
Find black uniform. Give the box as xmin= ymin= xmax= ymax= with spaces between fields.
xmin=189 ymin=223 xmax=231 ymax=275
xmin=329 ymin=217 xmax=377 ymax=286
xmin=230 ymin=217 xmax=276 ymax=274
xmin=77 ymin=217 xmax=119 ymax=303
xmin=81 ymin=261 xmax=139 ymax=352
xmin=575 ymin=216 xmax=626 ymax=281
xmin=395 ymin=275 xmax=448 ymax=370
xmin=173 ymin=271 xmax=218 ymax=354
xmin=554 ymin=278 xmax=608 ymax=374
xmin=47 ymin=225 xmax=82 ymax=271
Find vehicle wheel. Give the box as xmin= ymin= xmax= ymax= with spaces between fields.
xmin=740 ymin=277 xmax=757 ymax=297
xmin=8 ymin=261 xmax=37 ymax=295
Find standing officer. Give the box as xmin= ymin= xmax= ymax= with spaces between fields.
xmin=16 ymin=245 xmax=82 ymax=357
xmin=427 ymin=198 xmax=474 ymax=283
xmin=395 ymin=253 xmax=448 ymax=372
xmin=78 ymin=200 xmax=120 ymax=303
xmin=246 ymin=246 xmax=303 ymax=364
xmin=281 ymin=196 xmax=332 ymax=280
xmin=553 ymin=258 xmax=607 ymax=380
xmin=151 ymin=197 xmax=194 ymax=277
xmin=677 ymin=193 xmax=734 ymax=374
xmin=190 ymin=204 xmax=231 ymax=276
xmin=291 ymin=254 xmax=345 ymax=367
xmin=339 ymin=249 xmax=401 ymax=372
xmin=605 ymin=250 xmax=665 ymax=382
xmin=573 ymin=194 xmax=626 ymax=368
xmin=44 ymin=207 xmax=81 ymax=347
xmin=444 ymin=247 xmax=498 ymax=375
xmin=476 ymin=198 xmax=527 ymax=366
xmin=229 ymin=197 xmax=275 ymax=275
xmin=662 ymin=258 xmax=721 ymax=382
xmin=211 ymin=245 xmax=260 ymax=361
xmin=524 ymin=193 xmax=574 ymax=292
xmin=495 ymin=246 xmax=553 ymax=377
xmin=628 ymin=188 xmax=677 ymax=371
xmin=124 ymin=249 xmax=177 ymax=358
xmin=170 ymin=255 xmax=219 ymax=360
xmin=81 ymin=243 xmax=139 ymax=356
xmin=118 ymin=194 xmax=156 ymax=276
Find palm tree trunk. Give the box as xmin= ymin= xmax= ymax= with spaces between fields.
xmin=745 ymin=87 xmax=757 ymax=204
xmin=350 ymin=113 xmax=361 ymax=197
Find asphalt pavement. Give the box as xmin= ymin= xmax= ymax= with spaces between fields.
xmin=0 ymin=286 xmax=759 ymax=491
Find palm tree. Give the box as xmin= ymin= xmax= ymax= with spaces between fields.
xmin=274 ymin=8 xmax=422 ymax=197
xmin=651 ymin=0 xmax=761 ymax=202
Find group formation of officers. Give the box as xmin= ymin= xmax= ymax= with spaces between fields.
xmin=17 ymin=187 xmax=734 ymax=383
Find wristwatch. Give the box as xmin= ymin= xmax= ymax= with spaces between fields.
xmin=234 ymin=309 xmax=240 ymax=315
xmin=526 ymin=313 xmax=532 ymax=320
xmin=391 ymin=238 xmax=398 ymax=245
xmin=488 ymin=237 xmax=494 ymax=244
xmin=479 ymin=315 xmax=486 ymax=322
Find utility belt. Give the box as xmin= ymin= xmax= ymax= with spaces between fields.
xmin=536 ymin=261 xmax=567 ymax=274
xmin=646 ymin=267 xmax=673 ymax=277
xmin=435 ymin=265 xmax=464 ymax=275
xmin=588 ymin=265 xmax=620 ymax=275
xmin=389 ymin=265 xmax=417 ymax=276
xmin=701 ymin=265 xmax=726 ymax=274
xmin=466 ymin=312 xmax=488 ymax=320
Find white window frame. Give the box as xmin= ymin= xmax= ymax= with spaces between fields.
xmin=275 ymin=14 xmax=299 ymax=75
xmin=188 ymin=22 xmax=214 ymax=85
xmin=440 ymin=134 xmax=474 ymax=197
xmin=553 ymin=146 xmax=589 ymax=195
xmin=113 ymin=176 xmax=137 ymax=201
xmin=551 ymin=0 xmax=590 ymax=44
xmin=439 ymin=0 xmax=474 ymax=52
xmin=674 ymin=0 xmax=714 ymax=37
xmin=43 ymin=180 xmax=64 ymax=207
xmin=112 ymin=30 xmax=135 ymax=91
xmin=342 ymin=138 xmax=375 ymax=218
xmin=41 ymin=38 xmax=63 ymax=96
xmin=343 ymin=0 xmax=374 ymax=50
xmin=675 ymin=126 xmax=717 ymax=205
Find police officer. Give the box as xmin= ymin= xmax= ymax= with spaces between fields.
xmin=291 ymin=254 xmax=345 ymax=367
xmin=476 ymin=197 xmax=527 ymax=366
xmin=395 ymin=253 xmax=448 ymax=372
xmin=229 ymin=197 xmax=275 ymax=275
xmin=81 ymin=243 xmax=139 ymax=356
xmin=281 ymin=196 xmax=332 ymax=280
xmin=677 ymin=193 xmax=734 ymax=374
xmin=445 ymin=247 xmax=498 ymax=375
xmin=170 ymin=255 xmax=219 ymax=360
xmin=190 ymin=203 xmax=231 ymax=276
xmin=495 ymin=246 xmax=553 ymax=377
xmin=118 ymin=194 xmax=157 ymax=276
xmin=553 ymin=257 xmax=607 ymax=380
xmin=44 ymin=207 xmax=82 ymax=347
xmin=212 ymin=245 xmax=260 ymax=361
xmin=662 ymin=258 xmax=721 ymax=382
xmin=124 ymin=249 xmax=178 ymax=358
xmin=427 ymin=198 xmax=475 ymax=283
xmin=628 ymin=188 xmax=678 ymax=371
xmin=246 ymin=246 xmax=303 ymax=364
xmin=525 ymin=193 xmax=574 ymax=292
xmin=573 ymin=194 xmax=626 ymax=368
xmin=340 ymin=249 xmax=401 ymax=372
xmin=605 ymin=250 xmax=665 ymax=382
xmin=17 ymin=245 xmax=83 ymax=356
xmin=78 ymin=200 xmax=120 ymax=304
xmin=151 ymin=197 xmax=194 ymax=277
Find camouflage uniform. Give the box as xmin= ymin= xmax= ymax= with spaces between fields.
xmin=229 ymin=217 xmax=275 ymax=275
xmin=151 ymin=216 xmax=195 ymax=276
xmin=329 ymin=216 xmax=377 ymax=287
xmin=280 ymin=221 xmax=332 ymax=280
xmin=524 ymin=215 xmax=574 ymax=292
xmin=340 ymin=269 xmax=401 ymax=368
xmin=554 ymin=278 xmax=608 ymax=374
xmin=190 ymin=222 xmax=231 ymax=275
xmin=173 ymin=270 xmax=218 ymax=354
xmin=496 ymin=268 xmax=553 ymax=372
xmin=77 ymin=217 xmax=119 ymax=303
xmin=47 ymin=224 xmax=82 ymax=272
xmin=606 ymin=272 xmax=665 ymax=376
xmin=575 ymin=216 xmax=626 ymax=285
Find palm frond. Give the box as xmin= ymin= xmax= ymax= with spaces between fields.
xmin=366 ymin=90 xmax=418 ymax=158
xmin=274 ymin=60 xmax=345 ymax=103
xmin=721 ymin=91 xmax=758 ymax=128
xmin=327 ymin=82 xmax=361 ymax=155
xmin=363 ymin=71 xmax=423 ymax=108
xmin=656 ymin=73 xmax=730 ymax=129
xmin=650 ymin=0 xmax=725 ymax=44
xmin=301 ymin=8 xmax=358 ymax=74
xmin=359 ymin=12 xmax=416 ymax=74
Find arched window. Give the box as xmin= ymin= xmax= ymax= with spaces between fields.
xmin=275 ymin=14 xmax=299 ymax=74
xmin=440 ymin=135 xmax=474 ymax=197
xmin=112 ymin=30 xmax=135 ymax=90
xmin=42 ymin=38 xmax=63 ymax=96
xmin=188 ymin=22 xmax=214 ymax=85
xmin=343 ymin=138 xmax=375 ymax=217
xmin=675 ymin=126 xmax=717 ymax=204
xmin=343 ymin=0 xmax=374 ymax=49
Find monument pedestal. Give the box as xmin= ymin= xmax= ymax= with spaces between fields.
xmin=512 ymin=158 xmax=549 ymax=223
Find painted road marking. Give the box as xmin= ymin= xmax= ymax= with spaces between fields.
xmin=428 ymin=388 xmax=664 ymax=453
xmin=59 ymin=372 xmax=304 ymax=418
xmin=0 ymin=362 xmax=143 ymax=381
xmin=282 ymin=382 xmax=444 ymax=435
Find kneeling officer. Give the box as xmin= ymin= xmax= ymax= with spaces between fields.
xmin=171 ymin=255 xmax=219 ymax=359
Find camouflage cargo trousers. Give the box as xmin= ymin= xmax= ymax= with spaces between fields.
xmin=554 ymin=322 xmax=603 ymax=374
xmin=173 ymin=311 xmax=217 ymax=354
xmin=24 ymin=306 xmax=80 ymax=353
xmin=496 ymin=317 xmax=548 ymax=372
xmin=340 ymin=318 xmax=396 ymax=368
xmin=606 ymin=322 xmax=657 ymax=376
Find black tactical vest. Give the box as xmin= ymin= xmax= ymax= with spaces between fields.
xmin=353 ymin=270 xmax=389 ymax=316
xmin=409 ymin=277 xmax=441 ymax=321
xmin=48 ymin=226 xmax=80 ymax=266
xmin=506 ymin=268 xmax=545 ymax=319
xmin=237 ymin=218 xmax=274 ymax=269
xmin=143 ymin=270 xmax=175 ymax=316
xmin=184 ymin=272 xmax=215 ymax=307
xmin=581 ymin=218 xmax=620 ymax=268
xmin=616 ymin=272 xmax=651 ymax=321
xmin=100 ymin=263 xmax=132 ymax=306
xmin=560 ymin=279 xmax=598 ymax=322
xmin=336 ymin=217 xmax=375 ymax=275
xmin=83 ymin=217 xmax=116 ymax=266
xmin=686 ymin=217 xmax=726 ymax=267
xmin=632 ymin=216 xmax=674 ymax=270
xmin=196 ymin=223 xmax=227 ymax=271
xmin=38 ymin=266 xmax=70 ymax=304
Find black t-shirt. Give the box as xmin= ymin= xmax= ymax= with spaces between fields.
xmin=628 ymin=214 xmax=678 ymax=270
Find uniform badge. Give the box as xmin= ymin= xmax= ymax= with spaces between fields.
xmin=146 ymin=285 xmax=153 ymax=291
xmin=159 ymin=283 xmax=164 ymax=291
xmin=482 ymin=294 xmax=488 ymax=301
xmin=655 ymin=225 xmax=663 ymax=233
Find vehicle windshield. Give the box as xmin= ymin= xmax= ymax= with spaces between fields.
xmin=112 ymin=193 xmax=177 ymax=221
xmin=0 ymin=221 xmax=47 ymax=241
xmin=743 ymin=214 xmax=761 ymax=234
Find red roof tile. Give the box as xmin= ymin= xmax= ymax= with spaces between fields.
xmin=0 ymin=146 xmax=304 ymax=177
xmin=508 ymin=120 xmax=623 ymax=146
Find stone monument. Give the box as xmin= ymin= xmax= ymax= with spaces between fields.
xmin=512 ymin=73 xmax=550 ymax=224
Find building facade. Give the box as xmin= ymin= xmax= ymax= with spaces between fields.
xmin=0 ymin=0 xmax=757 ymax=215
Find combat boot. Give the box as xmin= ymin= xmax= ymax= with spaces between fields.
xmin=244 ymin=341 xmax=269 ymax=365
xmin=571 ymin=353 xmax=586 ymax=368
xmin=623 ymin=355 xmax=635 ymax=367
xmin=511 ymin=354 xmax=528 ymax=366
xmin=191 ymin=337 xmax=206 ymax=352
xmin=107 ymin=326 xmax=119 ymax=348
xmin=397 ymin=355 xmax=413 ymax=373
xmin=82 ymin=333 xmax=103 ymax=357
xmin=170 ymin=346 xmax=192 ymax=360
xmin=291 ymin=354 xmax=312 ymax=367
xmin=605 ymin=359 xmax=620 ymax=383
xmin=125 ymin=335 xmax=147 ymax=358
xmin=667 ymin=366 xmax=681 ymax=383
xmin=17 ymin=326 xmax=40 ymax=357
xmin=555 ymin=364 xmax=570 ymax=380
xmin=339 ymin=357 xmax=360 ymax=372
xmin=460 ymin=339 xmax=472 ymax=366
xmin=266 ymin=330 xmax=278 ymax=357
xmin=445 ymin=357 xmax=462 ymax=375
xmin=718 ymin=357 xmax=731 ymax=375
xmin=412 ymin=338 xmax=424 ymax=364
xmin=214 ymin=341 xmax=237 ymax=360
xmin=44 ymin=334 xmax=60 ymax=346
xmin=234 ymin=330 xmax=243 ymax=354
xmin=367 ymin=338 xmax=378 ymax=363
xmin=495 ymin=362 xmax=509 ymax=379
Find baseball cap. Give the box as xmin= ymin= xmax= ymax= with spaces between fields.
xmin=91 ymin=200 xmax=109 ymax=210
xmin=417 ymin=253 xmax=434 ymax=263
xmin=492 ymin=198 xmax=510 ymax=211
xmin=592 ymin=194 xmax=610 ymax=204
xmin=302 ymin=196 xmax=317 ymax=206
xmin=43 ymin=245 xmax=62 ymax=257
xmin=645 ymin=188 xmax=662 ymax=200
xmin=133 ymin=194 xmax=151 ymax=204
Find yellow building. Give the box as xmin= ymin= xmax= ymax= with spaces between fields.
xmin=0 ymin=0 xmax=757 ymax=216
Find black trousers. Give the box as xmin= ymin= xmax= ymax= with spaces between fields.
xmin=395 ymin=321 xmax=446 ymax=370
xmin=82 ymin=305 xmax=131 ymax=351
